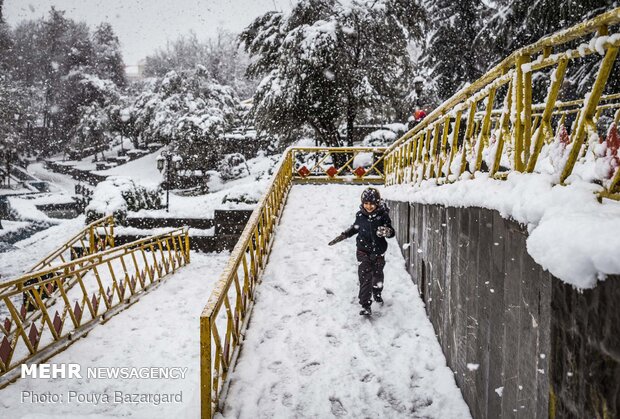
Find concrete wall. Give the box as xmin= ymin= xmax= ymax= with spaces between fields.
xmin=111 ymin=210 xmax=252 ymax=253
xmin=387 ymin=201 xmax=620 ymax=419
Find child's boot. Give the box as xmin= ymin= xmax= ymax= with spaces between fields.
xmin=359 ymin=305 xmax=372 ymax=316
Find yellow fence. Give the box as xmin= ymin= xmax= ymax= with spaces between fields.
xmin=384 ymin=8 xmax=620 ymax=200
xmin=0 ymin=228 xmax=190 ymax=387
xmin=29 ymin=215 xmax=116 ymax=273
xmin=291 ymin=146 xmax=387 ymax=184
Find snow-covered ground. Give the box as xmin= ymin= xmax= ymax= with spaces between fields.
xmin=0 ymin=251 xmax=230 ymax=419
xmin=221 ymin=185 xmax=471 ymax=418
xmin=27 ymin=162 xmax=79 ymax=195
xmin=132 ymin=152 xmax=279 ymax=219
xmin=383 ymin=172 xmax=620 ymax=289
xmin=94 ymin=147 xmax=163 ymax=187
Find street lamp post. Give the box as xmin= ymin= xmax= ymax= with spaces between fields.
xmin=156 ymin=151 xmax=182 ymax=212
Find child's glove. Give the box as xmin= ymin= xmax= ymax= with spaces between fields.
xmin=328 ymin=233 xmax=346 ymax=246
xmin=376 ymin=226 xmax=391 ymax=237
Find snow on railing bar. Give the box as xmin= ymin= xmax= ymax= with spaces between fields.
xmin=0 ymin=228 xmax=190 ymax=388
xmin=198 ymin=146 xmax=387 ymax=418
xmin=384 ymin=7 xmax=620 ymax=201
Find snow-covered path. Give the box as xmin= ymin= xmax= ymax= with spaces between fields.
xmin=222 ymin=185 xmax=471 ymax=418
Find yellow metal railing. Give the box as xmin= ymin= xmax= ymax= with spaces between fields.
xmin=28 ymin=215 xmax=116 ymax=273
xmin=200 ymin=151 xmax=293 ymax=418
xmin=0 ymin=228 xmax=190 ymax=387
xmin=291 ymin=146 xmax=387 ymax=184
xmin=3 ymin=216 xmax=118 ymax=360
xmin=199 ymin=146 xmax=386 ymax=417
xmin=383 ymin=8 xmax=620 ymax=200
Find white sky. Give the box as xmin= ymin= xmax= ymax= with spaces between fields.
xmin=4 ymin=0 xmax=294 ymax=66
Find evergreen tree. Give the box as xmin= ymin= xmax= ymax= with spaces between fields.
xmin=422 ymin=0 xmax=486 ymax=101
xmin=483 ymin=0 xmax=617 ymax=59
xmin=92 ymin=23 xmax=126 ymax=87
xmin=241 ymin=0 xmax=425 ymax=147
xmin=5 ymin=8 xmax=126 ymax=156
xmin=131 ymin=65 xmax=238 ymax=170
xmin=144 ymin=30 xmax=256 ymax=99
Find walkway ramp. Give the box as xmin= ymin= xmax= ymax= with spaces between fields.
xmin=221 ymin=185 xmax=470 ymax=418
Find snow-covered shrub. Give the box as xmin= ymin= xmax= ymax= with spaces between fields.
xmin=361 ymin=129 xmax=398 ymax=147
xmin=85 ymin=177 xmax=161 ymax=224
xmin=217 ymin=153 xmax=250 ymax=181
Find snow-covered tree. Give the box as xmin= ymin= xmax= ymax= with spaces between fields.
xmin=71 ymin=102 xmax=110 ymax=161
xmin=0 ymin=76 xmax=30 ymax=185
xmin=4 ymin=9 xmax=126 ymax=156
xmin=132 ymin=65 xmax=238 ymax=170
xmin=422 ymin=0 xmax=486 ymax=101
xmin=240 ymin=0 xmax=426 ymax=147
xmin=144 ymin=30 xmax=256 ymax=99
xmin=92 ymin=22 xmax=126 ymax=87
xmin=107 ymin=96 xmax=137 ymax=150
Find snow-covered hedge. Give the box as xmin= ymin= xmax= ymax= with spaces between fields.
xmin=217 ymin=153 xmax=250 ymax=181
xmin=85 ymin=177 xmax=162 ymax=224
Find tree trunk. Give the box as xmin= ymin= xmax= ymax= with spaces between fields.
xmin=346 ymin=96 xmax=356 ymax=147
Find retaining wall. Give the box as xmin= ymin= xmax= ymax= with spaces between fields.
xmin=387 ymin=200 xmax=620 ymax=419
xmin=112 ymin=210 xmax=252 ymax=253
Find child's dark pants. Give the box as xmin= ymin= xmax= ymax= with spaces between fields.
xmin=356 ymin=250 xmax=385 ymax=307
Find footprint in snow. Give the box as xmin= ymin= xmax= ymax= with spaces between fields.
xmin=267 ymin=361 xmax=284 ymax=373
xmin=329 ymin=397 xmax=348 ymax=416
xmin=325 ymin=333 xmax=340 ymax=346
xmin=300 ymin=362 xmax=321 ymax=376
xmin=360 ymin=372 xmax=374 ymax=383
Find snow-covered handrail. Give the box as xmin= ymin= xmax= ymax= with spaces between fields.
xmin=0 ymin=228 xmax=190 ymax=387
xmin=384 ymin=7 xmax=620 ymax=200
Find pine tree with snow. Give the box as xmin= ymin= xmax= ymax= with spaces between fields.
xmin=422 ymin=0 xmax=486 ymax=101
xmin=92 ymin=23 xmax=126 ymax=87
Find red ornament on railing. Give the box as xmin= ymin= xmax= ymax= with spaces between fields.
xmin=0 ymin=336 xmax=11 ymax=364
xmin=297 ymin=166 xmax=310 ymax=177
xmin=354 ymin=166 xmax=366 ymax=177
xmin=326 ymin=166 xmax=338 ymax=177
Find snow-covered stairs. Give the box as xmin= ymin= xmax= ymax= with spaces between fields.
xmin=221 ymin=185 xmax=471 ymax=418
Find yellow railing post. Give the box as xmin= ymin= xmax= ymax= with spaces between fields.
xmin=560 ymin=45 xmax=619 ymax=183
xmin=522 ymin=54 xmax=533 ymax=163
xmin=200 ymin=314 xmax=212 ymax=419
xmin=89 ymin=225 xmax=95 ymax=254
xmin=526 ymin=58 xmax=568 ymax=172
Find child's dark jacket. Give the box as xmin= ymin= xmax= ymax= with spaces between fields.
xmin=342 ymin=203 xmax=395 ymax=255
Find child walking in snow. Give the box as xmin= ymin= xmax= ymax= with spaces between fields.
xmin=329 ymin=188 xmax=395 ymax=316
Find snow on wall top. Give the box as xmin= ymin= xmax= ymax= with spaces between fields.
xmin=382 ymin=172 xmax=620 ymax=289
